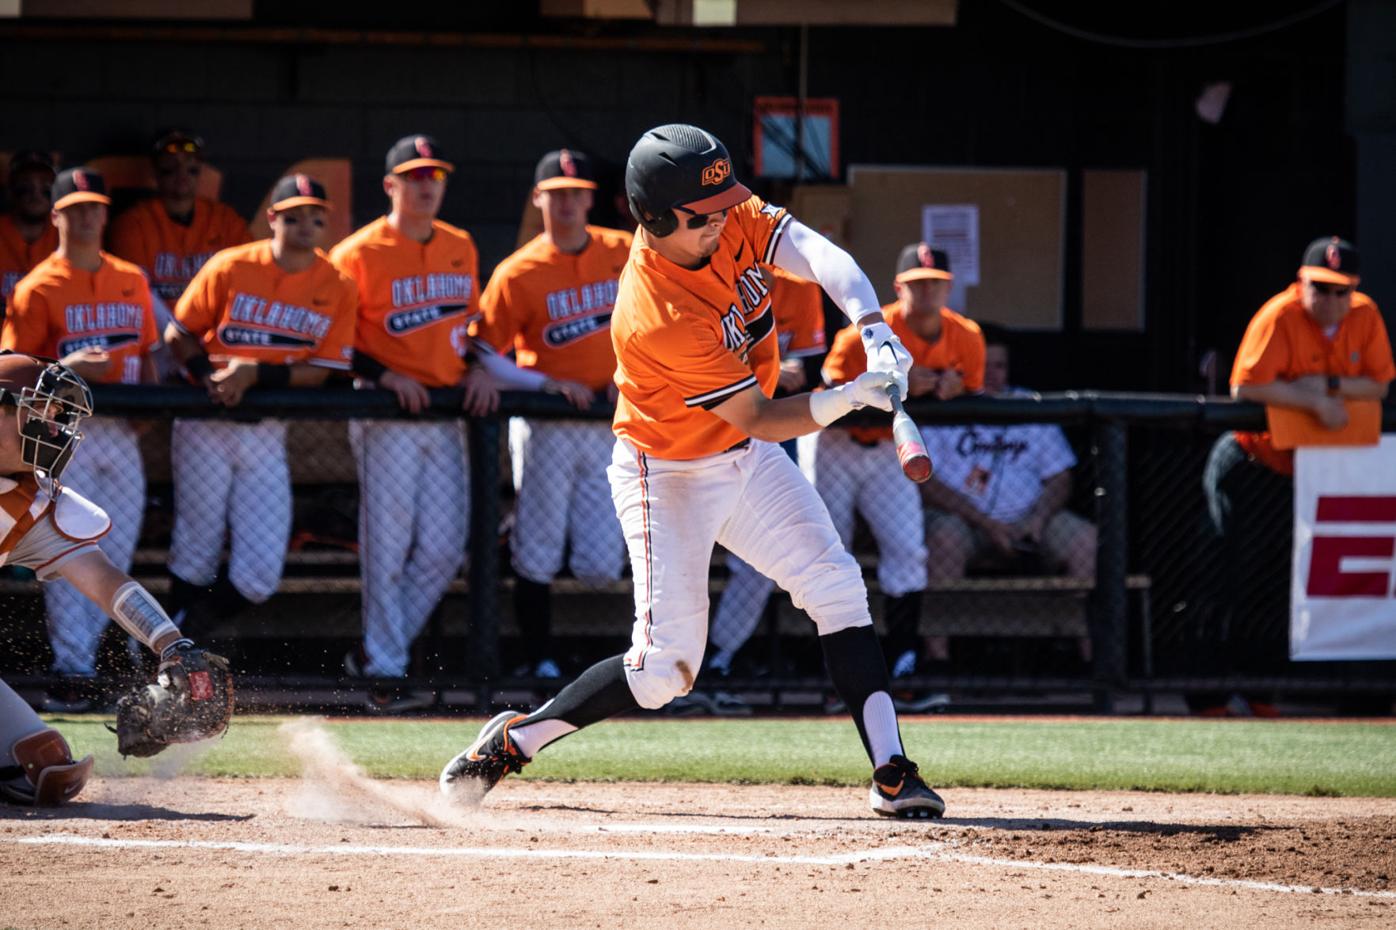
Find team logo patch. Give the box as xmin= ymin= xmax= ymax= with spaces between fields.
xmin=57 ymin=333 xmax=139 ymax=357
xmin=218 ymin=325 xmax=316 ymax=349
xmin=701 ymin=158 xmax=731 ymax=187
xmin=188 ymin=670 xmax=213 ymax=702
xmin=543 ymin=311 xmax=612 ymax=348
xmin=386 ymin=303 xmax=468 ymax=335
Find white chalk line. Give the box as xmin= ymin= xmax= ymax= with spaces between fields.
xmin=9 ymin=832 xmax=1396 ymax=899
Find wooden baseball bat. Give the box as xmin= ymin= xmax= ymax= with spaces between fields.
xmin=885 ymin=385 xmax=933 ymax=483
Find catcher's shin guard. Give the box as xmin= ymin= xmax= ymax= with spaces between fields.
xmin=0 ymin=728 xmax=93 ymax=806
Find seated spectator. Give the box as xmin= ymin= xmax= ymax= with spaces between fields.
xmin=0 ymin=151 xmax=59 ymax=320
xmin=1191 ymin=236 xmax=1392 ymax=716
xmin=918 ymin=324 xmax=1097 ymax=667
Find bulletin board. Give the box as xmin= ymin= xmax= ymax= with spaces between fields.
xmin=846 ymin=165 xmax=1065 ymax=329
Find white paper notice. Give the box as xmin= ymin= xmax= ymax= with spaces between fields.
xmin=921 ymin=205 xmax=981 ymax=286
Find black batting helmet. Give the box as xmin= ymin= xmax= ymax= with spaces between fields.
xmin=625 ymin=124 xmax=752 ymax=237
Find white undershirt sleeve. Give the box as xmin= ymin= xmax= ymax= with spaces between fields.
xmin=771 ymin=218 xmax=885 ymax=325
xmin=474 ymin=348 xmax=551 ymax=391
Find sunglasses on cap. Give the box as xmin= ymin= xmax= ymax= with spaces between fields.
xmin=1310 ymin=282 xmax=1353 ymax=297
xmin=675 ymin=204 xmax=730 ymax=230
xmin=402 ymin=166 xmax=447 ymax=183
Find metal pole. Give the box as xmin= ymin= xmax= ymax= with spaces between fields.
xmin=1090 ymin=418 xmax=1129 ymax=711
xmin=468 ymin=414 xmax=502 ymax=710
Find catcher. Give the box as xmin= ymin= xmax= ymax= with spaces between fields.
xmin=0 ymin=352 xmax=233 ymax=806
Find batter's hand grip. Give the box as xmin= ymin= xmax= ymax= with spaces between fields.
xmin=885 ymin=386 xmax=933 ymax=483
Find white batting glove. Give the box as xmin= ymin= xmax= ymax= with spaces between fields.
xmin=860 ymin=321 xmax=911 ymax=401
xmin=846 ymin=371 xmax=897 ymax=412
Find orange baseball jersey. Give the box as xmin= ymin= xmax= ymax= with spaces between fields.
xmin=823 ymin=302 xmax=985 ymax=442
xmin=0 ymin=474 xmax=49 ymax=561
xmin=473 ymin=225 xmax=632 ymax=391
xmin=0 ymin=215 xmax=58 ymax=315
xmin=107 ymin=197 xmax=251 ymax=303
xmin=173 ymin=240 xmax=357 ymax=370
xmin=2 ymin=252 xmax=159 ymax=385
xmin=768 ymin=265 xmax=825 ymax=359
xmin=1231 ymin=282 xmax=1394 ymax=475
xmin=329 ymin=217 xmax=480 ymax=388
xmin=611 ymin=195 xmax=793 ymax=460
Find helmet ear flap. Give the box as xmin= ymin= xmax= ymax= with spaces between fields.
xmin=627 ymin=195 xmax=677 ymax=238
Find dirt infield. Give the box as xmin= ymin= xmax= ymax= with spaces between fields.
xmin=2 ymin=776 xmax=1394 ymax=929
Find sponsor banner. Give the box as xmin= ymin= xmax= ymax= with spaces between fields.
xmin=1292 ymin=435 xmax=1396 ymax=659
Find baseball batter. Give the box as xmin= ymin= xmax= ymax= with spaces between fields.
xmin=0 ymin=352 xmax=223 ymax=806
xmin=2 ymin=168 xmax=160 ymax=707
xmin=330 ymin=135 xmax=496 ymax=706
xmin=708 ymin=265 xmax=827 ymax=676
xmin=807 ymin=243 xmax=984 ymax=676
xmin=472 ymin=148 xmax=632 ymax=679
xmin=164 ymin=175 xmax=356 ymax=633
xmin=443 ymin=124 xmax=946 ymax=818
xmin=0 ymin=152 xmax=59 ymax=320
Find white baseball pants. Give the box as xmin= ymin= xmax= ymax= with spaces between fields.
xmin=798 ymin=429 xmax=928 ymax=597
xmin=609 ymin=437 xmax=870 ymax=710
xmin=44 ymin=419 xmax=146 ymax=676
xmin=168 ymin=419 xmax=291 ymax=603
xmin=509 ymin=417 xmax=623 ymax=585
xmin=350 ymin=420 xmax=468 ymax=678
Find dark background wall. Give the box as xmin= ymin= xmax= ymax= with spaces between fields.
xmin=0 ymin=0 xmax=1366 ymax=393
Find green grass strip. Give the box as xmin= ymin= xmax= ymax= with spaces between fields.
xmin=47 ymin=715 xmax=1396 ymax=798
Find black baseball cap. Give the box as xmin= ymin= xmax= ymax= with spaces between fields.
xmin=535 ymin=148 xmax=597 ymax=191
xmin=152 ymin=130 xmax=204 ymax=158
xmin=385 ymin=135 xmax=454 ymax=175
xmin=269 ymin=173 xmax=330 ymax=212
xmin=895 ymin=242 xmax=953 ymax=283
xmin=8 ymin=150 xmax=56 ymax=180
xmin=52 ymin=168 xmax=111 ymax=211
xmin=626 ymin=124 xmax=752 ymax=229
xmin=1299 ymin=236 xmax=1359 ymax=286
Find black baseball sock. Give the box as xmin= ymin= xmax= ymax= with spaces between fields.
xmin=882 ymin=590 xmax=924 ymax=673
xmin=821 ymin=625 xmax=905 ymax=766
xmin=513 ymin=576 xmax=553 ymax=666
xmin=522 ymin=654 xmax=639 ymax=730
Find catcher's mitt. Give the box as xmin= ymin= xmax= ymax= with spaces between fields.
xmin=111 ymin=640 xmax=234 ymax=758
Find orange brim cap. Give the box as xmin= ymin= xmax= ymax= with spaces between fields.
xmin=895 ymin=268 xmax=953 ymax=284
xmin=271 ymin=195 xmax=331 ymax=211
xmin=53 ymin=192 xmax=111 ymax=210
xmin=682 ymin=181 xmax=752 ymax=214
xmin=391 ymin=158 xmax=455 ymax=174
xmin=1300 ymin=266 xmax=1359 ymax=286
xmin=536 ymin=177 xmax=598 ymax=192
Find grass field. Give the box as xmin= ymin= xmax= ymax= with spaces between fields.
xmin=48 ymin=714 xmax=1396 ymax=798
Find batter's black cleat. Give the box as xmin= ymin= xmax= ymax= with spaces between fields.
xmin=439 ymin=710 xmax=530 ymax=804
xmin=869 ymin=754 xmax=946 ymax=819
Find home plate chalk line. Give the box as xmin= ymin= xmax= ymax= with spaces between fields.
xmin=8 ymin=832 xmax=1396 ymax=900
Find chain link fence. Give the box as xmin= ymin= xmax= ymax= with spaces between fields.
xmin=1 ymin=386 xmax=1393 ymax=714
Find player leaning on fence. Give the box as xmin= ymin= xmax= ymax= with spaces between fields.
xmin=441 ymin=123 xmax=947 ymax=819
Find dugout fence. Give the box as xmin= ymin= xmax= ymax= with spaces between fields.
xmin=1 ymin=385 xmax=1392 ymax=714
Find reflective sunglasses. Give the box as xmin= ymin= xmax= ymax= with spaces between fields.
xmin=403 ymin=166 xmax=447 ymax=183
xmin=160 ymin=140 xmax=202 ymax=155
xmin=675 ymin=204 xmax=730 ymax=230
xmin=1310 ymin=282 xmax=1352 ymax=297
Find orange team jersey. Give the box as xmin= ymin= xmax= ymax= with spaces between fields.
xmin=472 ymin=225 xmax=632 ymax=392
xmin=0 ymin=215 xmax=59 ymax=316
xmin=329 ymin=217 xmax=480 ymax=388
xmin=107 ymin=197 xmax=251 ymax=304
xmin=2 ymin=252 xmax=159 ymax=385
xmin=0 ymin=474 xmax=49 ymax=561
xmin=823 ymin=302 xmax=985 ymax=443
xmin=1231 ymin=282 xmax=1394 ymax=475
xmin=173 ymin=240 xmax=357 ymax=371
xmin=768 ymin=266 xmax=825 ymax=360
xmin=612 ymin=195 xmax=794 ymax=460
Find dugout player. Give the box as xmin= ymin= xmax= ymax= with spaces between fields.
xmin=3 ymin=168 xmax=160 ymax=711
xmin=442 ymin=124 xmax=946 ymax=818
xmin=472 ymin=149 xmax=632 ymax=681
xmin=0 ymin=352 xmax=212 ymax=805
xmin=1192 ymin=237 xmax=1393 ymax=715
xmin=330 ymin=135 xmax=497 ymax=711
xmin=163 ymin=175 xmax=356 ymax=640
xmin=0 ymin=151 xmax=59 ymax=321
xmin=803 ymin=243 xmax=984 ymax=686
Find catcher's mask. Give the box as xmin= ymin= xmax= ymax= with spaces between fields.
xmin=0 ymin=352 xmax=93 ymax=482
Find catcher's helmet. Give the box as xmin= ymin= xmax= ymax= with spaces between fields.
xmin=0 ymin=352 xmax=93 ymax=482
xmin=625 ymin=124 xmax=752 ymax=237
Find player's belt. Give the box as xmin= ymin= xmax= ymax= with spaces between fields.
xmin=724 ymin=438 xmax=751 ymax=454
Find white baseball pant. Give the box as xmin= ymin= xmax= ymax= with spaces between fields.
xmin=609 ymin=437 xmax=870 ymax=710
xmin=43 ymin=419 xmax=145 ymax=676
xmin=797 ymin=429 xmax=927 ymax=597
xmin=350 ymin=419 xmax=469 ymax=678
xmin=509 ymin=417 xmax=623 ymax=585
xmin=709 ymin=553 xmax=777 ymax=660
xmin=168 ymin=419 xmax=291 ymax=602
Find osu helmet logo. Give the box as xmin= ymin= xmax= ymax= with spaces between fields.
xmin=700 ymin=158 xmax=731 ymax=187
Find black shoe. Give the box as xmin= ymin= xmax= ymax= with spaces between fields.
xmin=365 ymin=684 xmax=435 ymax=714
xmin=869 ymin=754 xmax=946 ymax=819
xmin=40 ymin=678 xmax=97 ymax=714
xmin=439 ymin=710 xmax=530 ymax=804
